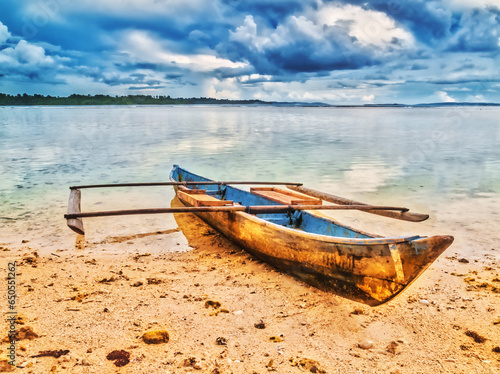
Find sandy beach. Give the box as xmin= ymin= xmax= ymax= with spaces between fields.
xmin=1 ymin=193 xmax=499 ymax=374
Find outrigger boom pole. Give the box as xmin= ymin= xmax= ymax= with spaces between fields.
xmin=69 ymin=181 xmax=303 ymax=190
xmin=65 ymin=180 xmax=418 ymax=236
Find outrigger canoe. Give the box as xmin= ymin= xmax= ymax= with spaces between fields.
xmin=169 ymin=165 xmax=453 ymax=305
xmin=64 ymin=165 xmax=453 ymax=305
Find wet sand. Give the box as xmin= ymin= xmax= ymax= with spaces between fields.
xmin=1 ymin=195 xmax=500 ymax=373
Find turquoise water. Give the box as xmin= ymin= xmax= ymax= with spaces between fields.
xmin=1 ymin=105 xmax=499 ymax=254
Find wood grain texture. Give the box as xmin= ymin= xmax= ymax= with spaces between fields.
xmin=67 ymin=189 xmax=84 ymax=235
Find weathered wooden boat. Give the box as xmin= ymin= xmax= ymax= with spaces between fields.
xmin=64 ymin=165 xmax=453 ymax=305
xmin=169 ymin=165 xmax=453 ymax=305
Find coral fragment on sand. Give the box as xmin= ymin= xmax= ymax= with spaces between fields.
xmin=106 ymin=350 xmax=130 ymax=367
xmin=32 ymin=350 xmax=69 ymax=358
xmin=289 ymin=357 xmax=326 ymax=373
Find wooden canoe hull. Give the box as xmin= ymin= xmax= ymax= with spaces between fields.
xmin=170 ymin=166 xmax=453 ymax=305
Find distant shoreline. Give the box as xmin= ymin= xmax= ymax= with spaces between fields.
xmin=1 ymin=93 xmax=499 ymax=108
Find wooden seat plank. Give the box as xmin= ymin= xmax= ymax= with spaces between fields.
xmin=177 ymin=190 xmax=233 ymax=207
xmin=250 ymin=187 xmax=322 ymax=205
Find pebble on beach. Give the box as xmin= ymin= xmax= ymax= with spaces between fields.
xmin=386 ymin=341 xmax=399 ymax=354
xmin=464 ymin=330 xmax=487 ymax=343
xmin=215 ymin=337 xmax=227 ymax=346
xmin=269 ymin=335 xmax=284 ymax=343
xmin=289 ymin=357 xmax=326 ymax=373
xmin=254 ymin=320 xmax=266 ymax=329
xmin=358 ymin=340 xmax=374 ymax=349
xmin=182 ymin=357 xmax=202 ymax=370
xmin=350 ymin=308 xmax=366 ymax=315
xmin=205 ymin=300 xmax=221 ymax=309
xmin=142 ymin=330 xmax=170 ymax=344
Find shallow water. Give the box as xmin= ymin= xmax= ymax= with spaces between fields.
xmin=1 ymin=105 xmax=499 ymax=256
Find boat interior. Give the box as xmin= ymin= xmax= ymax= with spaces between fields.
xmin=171 ymin=166 xmax=374 ymax=239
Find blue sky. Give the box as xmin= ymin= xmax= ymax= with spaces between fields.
xmin=0 ymin=0 xmax=499 ymax=104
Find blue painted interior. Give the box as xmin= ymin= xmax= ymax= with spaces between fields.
xmin=170 ymin=165 xmax=372 ymax=239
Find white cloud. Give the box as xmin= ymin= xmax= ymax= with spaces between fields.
xmin=362 ymin=94 xmax=375 ymax=102
xmin=12 ymin=40 xmax=54 ymax=65
xmin=0 ymin=40 xmax=54 ymax=67
xmin=437 ymin=91 xmax=456 ymax=102
xmin=465 ymin=94 xmax=486 ymax=102
xmin=238 ymin=3 xmax=416 ymax=52
xmin=231 ymin=4 xmax=415 ymax=58
xmin=229 ymin=15 xmax=274 ymax=51
xmin=122 ymin=30 xmax=246 ymax=72
xmin=315 ymin=4 xmax=415 ymax=50
xmin=0 ymin=21 xmax=55 ymax=75
xmin=206 ymin=78 xmax=241 ymax=100
xmin=0 ymin=21 xmax=11 ymax=44
xmin=240 ymin=73 xmax=271 ymax=82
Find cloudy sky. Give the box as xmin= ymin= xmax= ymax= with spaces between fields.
xmin=0 ymin=0 xmax=499 ymax=104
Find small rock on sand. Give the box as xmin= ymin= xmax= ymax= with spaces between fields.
xmin=289 ymin=357 xmax=326 ymax=373
xmin=358 ymin=340 xmax=374 ymax=349
xmin=9 ymin=326 xmax=39 ymax=341
xmin=204 ymin=300 xmax=221 ymax=309
xmin=350 ymin=308 xmax=366 ymax=315
xmin=464 ymin=330 xmax=487 ymax=343
xmin=269 ymin=335 xmax=284 ymax=343
xmin=254 ymin=321 xmax=266 ymax=329
xmin=215 ymin=337 xmax=227 ymax=346
xmin=183 ymin=357 xmax=202 ymax=370
xmin=142 ymin=330 xmax=169 ymax=344
xmin=386 ymin=341 xmax=399 ymax=354
xmin=147 ymin=277 xmax=162 ymax=285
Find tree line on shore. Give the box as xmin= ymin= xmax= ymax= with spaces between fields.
xmin=0 ymin=93 xmax=270 ymax=106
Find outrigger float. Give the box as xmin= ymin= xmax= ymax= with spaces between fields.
xmin=65 ymin=164 xmax=453 ymax=305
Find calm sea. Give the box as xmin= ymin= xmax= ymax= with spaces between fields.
xmin=1 ymin=106 xmax=499 ymax=256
